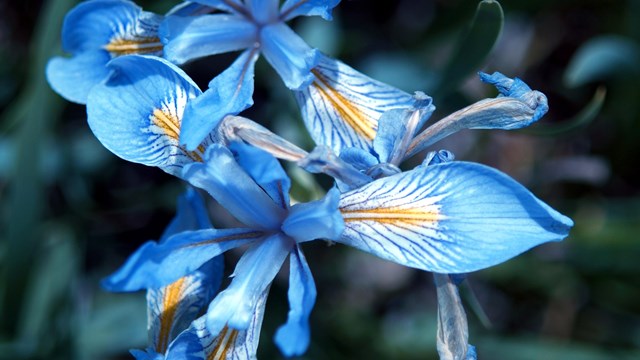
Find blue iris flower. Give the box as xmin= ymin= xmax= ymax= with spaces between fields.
xmin=161 ymin=0 xmax=341 ymax=150
xmin=103 ymin=142 xmax=344 ymax=357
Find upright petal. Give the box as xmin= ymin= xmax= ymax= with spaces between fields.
xmin=180 ymin=50 xmax=259 ymax=151
xmin=148 ymin=259 xmax=222 ymax=354
xmin=407 ymin=73 xmax=548 ymax=158
xmin=274 ymin=246 xmax=316 ymax=357
xmin=280 ymin=0 xmax=341 ymax=21
xmin=260 ymin=23 xmax=320 ymax=90
xmin=206 ymin=235 xmax=292 ymax=335
xmin=294 ymin=54 xmax=415 ymax=154
xmin=245 ymin=0 xmax=280 ymax=23
xmin=230 ymin=142 xmax=291 ymax=209
xmin=102 ymin=228 xmax=264 ymax=291
xmin=338 ymin=162 xmax=573 ymax=273
xmin=165 ymin=289 xmax=268 ymax=360
xmin=160 ymin=187 xmax=212 ymax=243
xmin=160 ymin=14 xmax=255 ymax=64
xmin=282 ymin=187 xmax=344 ymax=242
xmin=182 ymin=145 xmax=286 ymax=230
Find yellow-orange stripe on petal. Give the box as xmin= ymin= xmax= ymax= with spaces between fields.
xmin=311 ymin=69 xmax=378 ymax=141
xmin=341 ymin=205 xmax=441 ymax=225
xmin=156 ymin=277 xmax=187 ymax=353
xmin=150 ymin=107 xmax=204 ymax=163
xmin=104 ymin=37 xmax=163 ymax=56
xmin=207 ymin=326 xmax=240 ymax=360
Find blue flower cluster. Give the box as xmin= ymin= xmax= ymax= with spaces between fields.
xmin=47 ymin=1 xmax=573 ymax=359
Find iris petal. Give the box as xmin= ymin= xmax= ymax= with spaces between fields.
xmin=274 ymin=246 xmax=316 ymax=357
xmin=159 ymin=187 xmax=212 ymax=243
xmin=166 ymin=290 xmax=268 ymax=360
xmin=160 ymin=14 xmax=255 ymax=64
xmin=245 ymin=0 xmax=280 ymax=23
xmin=102 ymin=228 xmax=263 ymax=291
xmin=180 ymin=49 xmax=259 ymax=151
xmin=338 ymin=162 xmax=573 ymax=273
xmin=280 ymin=0 xmax=341 ymax=21
xmin=46 ymin=51 xmax=111 ymax=104
xmin=206 ymin=235 xmax=292 ymax=335
xmin=182 ymin=145 xmax=286 ymax=229
xmin=282 ymin=187 xmax=344 ymax=242
xmin=148 ymin=259 xmax=222 ymax=354
xmin=87 ymin=55 xmax=211 ymax=177
xmin=294 ymin=54 xmax=414 ymax=154
xmin=260 ymin=23 xmax=320 ymax=90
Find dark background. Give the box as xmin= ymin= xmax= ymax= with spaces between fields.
xmin=1 ymin=0 xmax=639 ymax=359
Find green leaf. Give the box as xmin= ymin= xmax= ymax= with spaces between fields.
xmin=433 ymin=0 xmax=504 ymax=96
xmin=564 ymin=36 xmax=640 ymax=87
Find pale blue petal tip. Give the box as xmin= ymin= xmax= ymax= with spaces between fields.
xmin=274 ymin=321 xmax=310 ymax=357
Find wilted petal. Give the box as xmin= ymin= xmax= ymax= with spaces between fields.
xmin=206 ymin=235 xmax=291 ymax=335
xmin=408 ymin=73 xmax=549 ymax=157
xmin=295 ymin=54 xmax=414 ymax=154
xmin=148 ymin=259 xmax=222 ymax=354
xmin=102 ymin=228 xmax=264 ymax=291
xmin=165 ymin=289 xmax=268 ymax=360
xmin=182 ymin=145 xmax=286 ymax=230
xmin=280 ymin=0 xmax=341 ymax=21
xmin=282 ymin=187 xmax=344 ymax=242
xmin=434 ymin=273 xmax=469 ymax=360
xmin=87 ymin=55 xmax=213 ymax=177
xmin=260 ymin=23 xmax=320 ymax=90
xmin=161 ymin=14 xmax=255 ymax=64
xmin=180 ymin=49 xmax=259 ymax=150
xmin=274 ymin=246 xmax=316 ymax=357
xmin=338 ymin=162 xmax=573 ymax=273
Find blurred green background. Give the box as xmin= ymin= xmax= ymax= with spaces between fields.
xmin=1 ymin=0 xmax=639 ymax=359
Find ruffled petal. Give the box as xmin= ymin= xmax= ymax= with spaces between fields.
xmin=182 ymin=145 xmax=286 ymax=230
xmin=147 ymin=259 xmax=223 ymax=353
xmin=160 ymin=14 xmax=255 ymax=64
xmin=280 ymin=0 xmax=341 ymax=21
xmin=294 ymin=53 xmax=414 ymax=154
xmin=282 ymin=187 xmax=344 ymax=242
xmin=274 ymin=246 xmax=316 ymax=357
xmin=46 ymin=51 xmax=111 ymax=104
xmin=87 ymin=55 xmax=215 ymax=177
xmin=180 ymin=50 xmax=259 ymax=151
xmin=159 ymin=187 xmax=212 ymax=243
xmin=230 ymin=142 xmax=291 ymax=209
xmin=165 ymin=289 xmax=268 ymax=360
xmin=298 ymin=146 xmax=373 ymax=191
xmin=206 ymin=235 xmax=292 ymax=335
xmin=337 ymin=162 xmax=573 ymax=273
xmin=260 ymin=23 xmax=320 ymax=90
xmin=407 ymin=72 xmax=549 ymax=157
xmin=102 ymin=228 xmax=264 ymax=291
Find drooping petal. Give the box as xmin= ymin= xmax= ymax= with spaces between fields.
xmin=282 ymin=187 xmax=344 ymax=242
xmin=160 ymin=187 xmax=212 ymax=243
xmin=433 ymin=273 xmax=469 ymax=360
xmin=182 ymin=145 xmax=286 ymax=230
xmin=206 ymin=235 xmax=292 ymax=335
xmin=61 ymin=0 xmax=162 ymax=54
xmin=180 ymin=50 xmax=259 ymax=150
xmin=294 ymin=54 xmax=415 ymax=154
xmin=260 ymin=23 xmax=320 ymax=90
xmin=46 ymin=51 xmax=111 ymax=104
xmin=337 ymin=162 xmax=573 ymax=273
xmin=280 ymin=0 xmax=341 ymax=21
xmin=230 ymin=142 xmax=291 ymax=209
xmin=165 ymin=289 xmax=268 ymax=360
xmin=160 ymin=14 xmax=255 ymax=64
xmin=274 ymin=246 xmax=316 ymax=357
xmin=102 ymin=228 xmax=264 ymax=291
xmin=86 ymin=55 xmax=213 ymax=177
xmin=148 ymin=258 xmax=223 ymax=354
xmin=407 ymin=72 xmax=549 ymax=158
